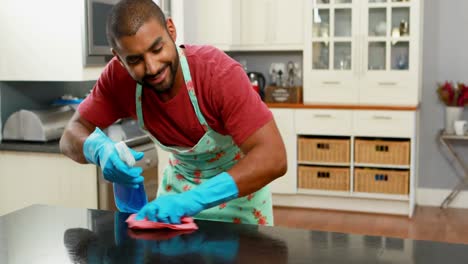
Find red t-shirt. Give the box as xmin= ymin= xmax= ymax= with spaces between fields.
xmin=78 ymin=44 xmax=272 ymax=147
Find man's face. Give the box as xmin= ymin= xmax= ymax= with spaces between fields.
xmin=113 ymin=18 xmax=179 ymax=93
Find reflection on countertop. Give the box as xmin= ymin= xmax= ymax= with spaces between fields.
xmin=1 ymin=205 xmax=468 ymax=264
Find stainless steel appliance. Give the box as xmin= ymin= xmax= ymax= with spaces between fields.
xmin=84 ymin=0 xmax=171 ymax=66
xmin=84 ymin=0 xmax=119 ymax=66
xmin=97 ymin=121 xmax=159 ymax=211
xmin=247 ymin=72 xmax=266 ymax=100
xmin=2 ymin=106 xmax=74 ymax=142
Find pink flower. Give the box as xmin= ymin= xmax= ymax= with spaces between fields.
xmin=442 ymin=81 xmax=455 ymax=105
xmin=436 ymin=81 xmax=468 ymax=106
xmin=457 ymin=83 xmax=468 ymax=106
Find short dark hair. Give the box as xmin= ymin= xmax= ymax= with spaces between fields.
xmin=106 ymin=0 xmax=166 ymax=50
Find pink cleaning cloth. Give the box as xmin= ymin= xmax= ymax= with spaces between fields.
xmin=126 ymin=214 xmax=198 ymax=231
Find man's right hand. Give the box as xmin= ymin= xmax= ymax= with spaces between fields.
xmin=83 ymin=127 xmax=144 ymax=188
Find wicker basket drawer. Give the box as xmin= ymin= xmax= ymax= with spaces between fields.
xmin=298 ymin=166 xmax=350 ymax=191
xmin=354 ymin=168 xmax=409 ymax=195
xmin=354 ymin=139 xmax=410 ymax=165
xmin=298 ymin=137 xmax=350 ymax=163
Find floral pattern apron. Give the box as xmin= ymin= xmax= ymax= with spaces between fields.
xmin=135 ymin=46 xmax=273 ymax=226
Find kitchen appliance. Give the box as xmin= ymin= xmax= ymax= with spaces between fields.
xmin=98 ymin=120 xmax=159 ymax=211
xmin=247 ymin=72 xmax=266 ymax=100
xmin=2 ymin=106 xmax=74 ymax=142
xmin=84 ymin=0 xmax=119 ymax=66
xmin=84 ymin=0 xmax=171 ymax=66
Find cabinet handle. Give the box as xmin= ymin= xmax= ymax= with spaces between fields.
xmin=372 ymin=115 xmax=392 ymax=120
xmin=314 ymin=114 xmax=333 ymax=118
xmin=322 ymin=81 xmax=341 ymax=85
xmin=378 ymin=82 xmax=398 ymax=86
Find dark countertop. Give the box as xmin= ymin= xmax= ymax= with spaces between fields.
xmin=0 ymin=135 xmax=152 ymax=154
xmin=0 ymin=139 xmax=61 ymax=153
xmin=1 ymin=205 xmax=468 ymax=263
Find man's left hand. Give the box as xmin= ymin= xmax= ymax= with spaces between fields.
xmin=135 ymin=172 xmax=239 ymax=224
xmin=135 ymin=192 xmax=204 ymax=224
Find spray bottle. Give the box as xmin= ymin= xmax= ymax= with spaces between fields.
xmin=113 ymin=141 xmax=148 ymax=213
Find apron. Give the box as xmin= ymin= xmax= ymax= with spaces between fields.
xmin=135 ymin=46 xmax=273 ymax=226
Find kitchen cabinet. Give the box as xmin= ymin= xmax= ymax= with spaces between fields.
xmin=0 ymin=151 xmax=98 ymax=216
xmin=239 ymin=0 xmax=304 ymax=50
xmin=156 ymin=145 xmax=170 ymax=186
xmin=183 ymin=0 xmax=303 ymax=51
xmin=269 ymin=109 xmax=297 ymax=194
xmin=182 ymin=0 xmax=241 ymax=50
xmin=0 ymin=0 xmax=103 ymax=81
xmin=303 ymin=0 xmax=423 ymax=105
xmin=269 ymin=106 xmax=419 ymax=217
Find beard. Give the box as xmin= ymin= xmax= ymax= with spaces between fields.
xmin=141 ymin=48 xmax=180 ymax=94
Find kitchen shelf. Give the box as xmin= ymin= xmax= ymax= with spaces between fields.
xmin=333 ymin=37 xmax=354 ymax=42
xmin=266 ymin=103 xmax=419 ymax=110
xmin=297 ymin=188 xmax=410 ymax=201
xmin=297 ymin=161 xmax=350 ymax=167
xmin=354 ymin=163 xmax=410 ymax=169
xmin=390 ymin=37 xmax=411 ymax=42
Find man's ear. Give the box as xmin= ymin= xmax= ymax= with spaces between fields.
xmin=112 ymin=48 xmax=125 ymax=67
xmin=165 ymin=18 xmax=177 ymax=42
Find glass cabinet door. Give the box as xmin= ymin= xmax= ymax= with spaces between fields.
xmin=311 ymin=0 xmax=353 ymax=71
xmin=366 ymin=0 xmax=411 ymax=71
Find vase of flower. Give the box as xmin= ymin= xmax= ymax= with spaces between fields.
xmin=445 ymin=106 xmax=464 ymax=134
xmin=437 ymin=81 xmax=468 ymax=134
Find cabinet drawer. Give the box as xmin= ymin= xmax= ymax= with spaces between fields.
xmin=298 ymin=137 xmax=350 ymax=163
xmin=353 ymin=110 xmax=415 ymax=137
xmin=359 ymin=79 xmax=418 ymax=106
xmin=295 ymin=110 xmax=352 ymax=135
xmin=354 ymin=168 xmax=409 ymax=195
xmin=355 ymin=139 xmax=410 ymax=166
xmin=298 ymin=166 xmax=350 ymax=191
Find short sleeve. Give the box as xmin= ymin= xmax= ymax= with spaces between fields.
xmin=211 ymin=63 xmax=273 ymax=146
xmin=78 ymin=59 xmax=131 ymax=128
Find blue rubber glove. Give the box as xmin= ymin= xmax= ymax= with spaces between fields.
xmin=83 ymin=127 xmax=144 ymax=188
xmin=135 ymin=172 xmax=239 ymax=224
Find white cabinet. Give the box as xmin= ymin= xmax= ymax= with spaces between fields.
xmin=183 ymin=0 xmax=303 ymax=51
xmin=270 ymin=107 xmax=419 ymax=217
xmin=239 ymin=0 xmax=304 ymax=50
xmin=303 ymin=0 xmax=423 ymax=105
xmin=156 ymin=145 xmax=170 ymax=186
xmin=182 ymin=0 xmax=241 ymax=50
xmin=269 ymin=109 xmax=297 ymax=194
xmin=295 ymin=109 xmax=353 ymax=135
xmin=0 ymin=0 xmax=103 ymax=81
xmin=353 ymin=110 xmax=415 ymax=138
xmin=0 ymin=151 xmax=98 ymax=216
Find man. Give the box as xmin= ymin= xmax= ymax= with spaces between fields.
xmin=60 ymin=0 xmax=286 ymax=226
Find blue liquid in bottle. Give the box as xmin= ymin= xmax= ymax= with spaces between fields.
xmin=114 ymin=183 xmax=148 ymax=213
xmin=113 ymin=141 xmax=148 ymax=213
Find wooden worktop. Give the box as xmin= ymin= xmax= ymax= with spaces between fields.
xmin=266 ymin=103 xmax=420 ymax=111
